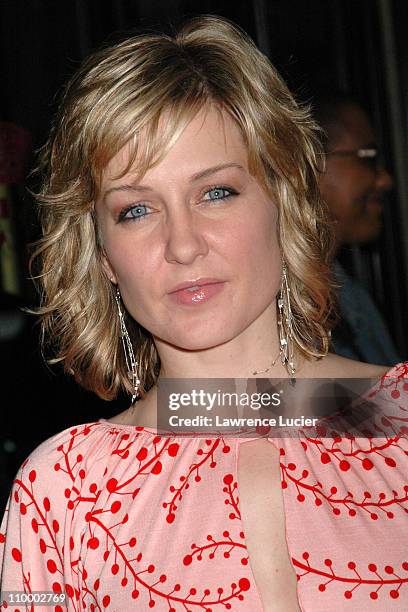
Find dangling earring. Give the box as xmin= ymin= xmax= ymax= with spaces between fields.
xmin=277 ymin=262 xmax=296 ymax=382
xmin=252 ymin=262 xmax=296 ymax=383
xmin=114 ymin=288 xmax=140 ymax=403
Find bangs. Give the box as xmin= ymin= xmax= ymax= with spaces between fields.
xmin=95 ymin=97 xmax=210 ymax=190
xmin=78 ymin=57 xmax=214 ymax=193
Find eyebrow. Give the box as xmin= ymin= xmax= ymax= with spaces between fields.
xmin=103 ymin=162 xmax=246 ymax=200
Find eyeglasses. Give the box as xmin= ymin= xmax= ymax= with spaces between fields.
xmin=326 ymin=147 xmax=379 ymax=170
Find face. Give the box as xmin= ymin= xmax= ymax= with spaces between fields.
xmin=96 ymin=106 xmax=281 ymax=351
xmin=319 ymin=103 xmax=393 ymax=247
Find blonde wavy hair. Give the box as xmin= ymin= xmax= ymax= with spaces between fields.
xmin=31 ymin=14 xmax=337 ymax=401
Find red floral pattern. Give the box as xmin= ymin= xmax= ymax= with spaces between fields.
xmin=0 ymin=363 xmax=407 ymax=611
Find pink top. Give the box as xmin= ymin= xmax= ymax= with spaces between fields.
xmin=1 ymin=363 xmax=408 ymax=611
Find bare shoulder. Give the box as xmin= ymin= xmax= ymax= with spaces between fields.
xmin=306 ymin=353 xmax=395 ymax=379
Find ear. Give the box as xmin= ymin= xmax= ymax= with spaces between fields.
xmin=100 ymin=249 xmax=118 ymax=285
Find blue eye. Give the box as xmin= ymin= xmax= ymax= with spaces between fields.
xmin=204 ymin=187 xmax=235 ymax=201
xmin=119 ymin=204 xmax=150 ymax=222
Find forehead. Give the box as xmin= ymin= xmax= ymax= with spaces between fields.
xmin=334 ymin=103 xmax=375 ymax=148
xmin=101 ymin=106 xmax=249 ymax=188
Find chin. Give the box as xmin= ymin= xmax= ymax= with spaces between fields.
xmin=350 ymin=219 xmax=381 ymax=244
xmin=156 ymin=323 xmax=240 ymax=352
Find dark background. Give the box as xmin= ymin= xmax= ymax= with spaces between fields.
xmin=1 ymin=0 xmax=407 ymax=510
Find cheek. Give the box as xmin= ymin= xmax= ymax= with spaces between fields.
xmin=321 ymin=167 xmax=358 ymax=220
xmin=220 ymin=203 xmax=279 ymax=277
xmin=113 ymin=250 xmax=159 ymax=328
xmin=351 ymin=174 xmax=377 ymax=204
xmin=340 ymin=169 xmax=375 ymax=207
xmin=103 ymin=234 xmax=158 ymax=298
xmin=248 ymin=201 xmax=279 ymax=255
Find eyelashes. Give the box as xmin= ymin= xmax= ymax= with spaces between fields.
xmin=118 ymin=203 xmax=151 ymax=223
xmin=117 ymin=185 xmax=239 ymax=223
xmin=203 ymin=186 xmax=237 ymax=202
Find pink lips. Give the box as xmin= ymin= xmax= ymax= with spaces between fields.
xmin=168 ymin=279 xmax=226 ymax=306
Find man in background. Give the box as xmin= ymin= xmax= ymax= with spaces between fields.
xmin=314 ymin=93 xmax=400 ymax=365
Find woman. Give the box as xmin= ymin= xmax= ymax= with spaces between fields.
xmin=1 ymin=15 xmax=407 ymax=612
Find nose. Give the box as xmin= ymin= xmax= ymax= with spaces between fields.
xmin=164 ymin=208 xmax=209 ymax=265
xmin=375 ymin=163 xmax=393 ymax=192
